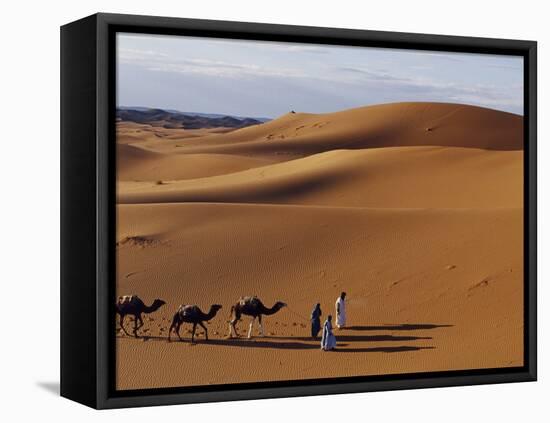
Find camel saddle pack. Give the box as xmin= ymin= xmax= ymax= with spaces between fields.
xmin=239 ymin=296 xmax=260 ymax=308
xmin=177 ymin=304 xmax=199 ymax=317
xmin=117 ymin=294 xmax=137 ymax=306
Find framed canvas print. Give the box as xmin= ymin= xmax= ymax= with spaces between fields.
xmin=60 ymin=13 xmax=537 ymax=409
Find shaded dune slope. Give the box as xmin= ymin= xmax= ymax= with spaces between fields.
xmin=118 ymin=146 xmax=523 ymax=208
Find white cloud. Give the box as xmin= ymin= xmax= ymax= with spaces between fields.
xmin=117 ymin=41 xmax=523 ymax=115
xmin=119 ymin=47 xmax=309 ymax=78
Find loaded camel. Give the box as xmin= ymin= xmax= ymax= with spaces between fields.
xmin=115 ymin=295 xmax=166 ymax=337
xmin=168 ymin=304 xmax=223 ymax=343
xmin=228 ymin=296 xmax=287 ymax=339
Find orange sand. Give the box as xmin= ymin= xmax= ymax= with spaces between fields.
xmin=116 ymin=102 xmax=523 ymax=390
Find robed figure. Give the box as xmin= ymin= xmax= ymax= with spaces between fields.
xmin=321 ymin=315 xmax=337 ymax=351
xmin=335 ymin=292 xmax=347 ymax=329
xmin=311 ymin=303 xmax=322 ymax=339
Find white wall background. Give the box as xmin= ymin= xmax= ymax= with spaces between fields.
xmin=1 ymin=0 xmax=546 ymax=420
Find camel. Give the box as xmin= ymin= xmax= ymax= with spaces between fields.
xmin=168 ymin=304 xmax=223 ymax=343
xmin=115 ymin=295 xmax=166 ymax=337
xmin=228 ymin=296 xmax=287 ymax=339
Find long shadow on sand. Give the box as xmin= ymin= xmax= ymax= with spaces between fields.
xmin=263 ymin=334 xmax=432 ymax=342
xmin=343 ymin=324 xmax=453 ymax=331
xmin=198 ymin=338 xmax=320 ymax=350
xmin=334 ymin=346 xmax=436 ymax=353
xmin=116 ymin=322 xmax=451 ymax=351
xmin=119 ymin=335 xmax=321 ymax=350
xmin=118 ymin=333 xmax=432 ymax=351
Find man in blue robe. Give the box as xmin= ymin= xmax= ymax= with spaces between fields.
xmin=321 ymin=314 xmax=337 ymax=351
xmin=311 ymin=303 xmax=322 ymax=339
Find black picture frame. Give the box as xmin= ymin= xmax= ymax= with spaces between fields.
xmin=60 ymin=12 xmax=537 ymax=409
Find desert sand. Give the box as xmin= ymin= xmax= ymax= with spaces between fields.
xmin=116 ymin=102 xmax=524 ymax=390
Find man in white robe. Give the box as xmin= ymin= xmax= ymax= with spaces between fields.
xmin=335 ymin=292 xmax=347 ymax=329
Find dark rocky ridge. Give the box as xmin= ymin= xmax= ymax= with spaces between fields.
xmin=117 ymin=107 xmax=268 ymax=130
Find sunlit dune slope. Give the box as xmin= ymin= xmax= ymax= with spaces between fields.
xmin=154 ymin=102 xmax=522 ymax=156
xmin=116 ymin=203 xmax=523 ymax=389
xmin=117 ymin=144 xmax=277 ymax=181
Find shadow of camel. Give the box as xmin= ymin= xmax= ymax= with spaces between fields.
xmin=117 ymin=333 xmax=434 ymax=352
xmin=118 ymin=334 xmax=319 ymax=349
xmin=202 ymin=338 xmax=320 ymax=350
xmin=343 ymin=324 xmax=453 ymax=331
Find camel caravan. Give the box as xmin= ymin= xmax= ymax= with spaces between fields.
xmin=116 ymin=295 xmax=288 ymax=343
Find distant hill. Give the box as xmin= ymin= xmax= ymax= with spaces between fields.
xmin=117 ymin=107 xmax=270 ymax=129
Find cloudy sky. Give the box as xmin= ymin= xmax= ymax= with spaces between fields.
xmin=117 ymin=33 xmax=524 ymax=118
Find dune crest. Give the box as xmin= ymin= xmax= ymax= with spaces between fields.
xmin=151 ymin=102 xmax=523 ymax=156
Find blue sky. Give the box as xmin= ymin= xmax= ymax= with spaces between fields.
xmin=117 ymin=33 xmax=524 ymax=118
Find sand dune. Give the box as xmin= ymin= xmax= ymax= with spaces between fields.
xmin=116 ymin=203 xmax=523 ymax=389
xmin=151 ymin=102 xmax=523 ymax=156
xmin=117 ymin=122 xmax=234 ymax=146
xmin=118 ymin=144 xmax=276 ymax=181
xmin=118 ymin=146 xmax=522 ymax=208
xmin=115 ymin=102 xmax=524 ymax=390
